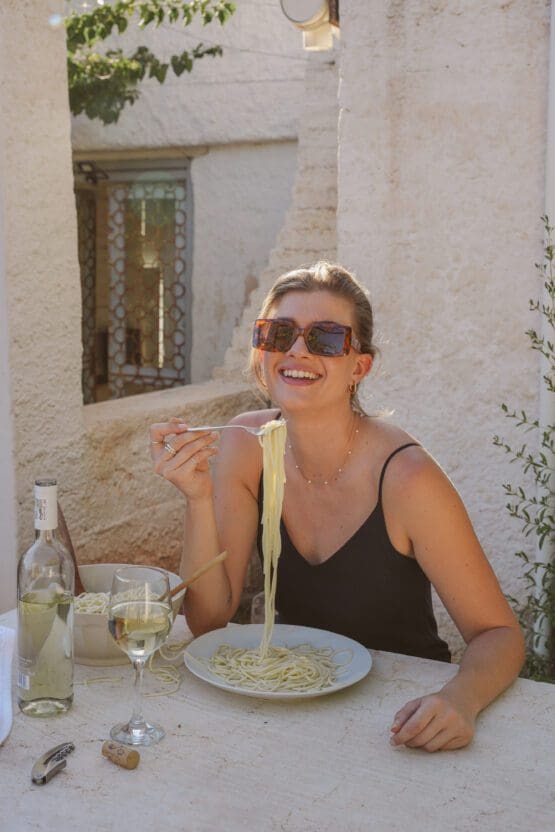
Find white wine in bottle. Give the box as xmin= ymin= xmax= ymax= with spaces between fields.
xmin=17 ymin=479 xmax=74 ymax=716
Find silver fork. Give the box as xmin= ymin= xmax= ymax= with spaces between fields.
xmin=186 ymin=424 xmax=267 ymax=436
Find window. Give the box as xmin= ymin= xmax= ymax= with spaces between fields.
xmin=75 ymin=160 xmax=192 ymax=403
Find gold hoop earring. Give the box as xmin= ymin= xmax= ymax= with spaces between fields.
xmin=349 ymin=381 xmax=358 ymax=395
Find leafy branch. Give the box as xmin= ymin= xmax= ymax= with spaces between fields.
xmin=494 ymin=215 xmax=555 ymax=681
xmin=66 ymin=1 xmax=236 ymax=124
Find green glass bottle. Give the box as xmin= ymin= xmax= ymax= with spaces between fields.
xmin=17 ymin=479 xmax=74 ymax=717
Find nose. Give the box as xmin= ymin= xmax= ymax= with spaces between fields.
xmin=287 ymin=329 xmax=310 ymax=355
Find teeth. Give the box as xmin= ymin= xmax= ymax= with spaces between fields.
xmin=282 ymin=369 xmax=319 ymax=380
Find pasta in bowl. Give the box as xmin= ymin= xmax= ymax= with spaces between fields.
xmin=74 ymin=563 xmax=186 ymax=666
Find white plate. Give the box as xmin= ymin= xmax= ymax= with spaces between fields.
xmin=184 ymin=623 xmax=372 ymax=700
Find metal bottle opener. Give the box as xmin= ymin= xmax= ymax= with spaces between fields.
xmin=31 ymin=742 xmax=75 ymax=785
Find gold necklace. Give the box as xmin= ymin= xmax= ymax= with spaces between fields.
xmin=287 ymin=415 xmax=361 ymax=486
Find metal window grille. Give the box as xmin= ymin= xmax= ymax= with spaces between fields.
xmin=76 ymin=165 xmax=191 ymax=402
xmin=76 ymin=189 xmax=97 ymax=405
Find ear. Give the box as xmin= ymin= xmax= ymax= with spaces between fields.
xmin=351 ymin=352 xmax=373 ymax=386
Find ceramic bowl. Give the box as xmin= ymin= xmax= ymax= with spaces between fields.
xmin=74 ymin=563 xmax=186 ymax=666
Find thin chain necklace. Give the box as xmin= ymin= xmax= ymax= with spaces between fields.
xmin=287 ymin=414 xmax=361 ymax=486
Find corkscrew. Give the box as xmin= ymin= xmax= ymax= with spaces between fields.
xmin=31 ymin=742 xmax=75 ymax=785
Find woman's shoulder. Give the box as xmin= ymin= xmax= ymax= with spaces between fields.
xmin=214 ymin=408 xmax=278 ymax=496
xmin=364 ymin=416 xmax=441 ymax=487
xmin=367 ymin=420 xmax=457 ymax=516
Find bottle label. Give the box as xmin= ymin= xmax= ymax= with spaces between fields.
xmin=34 ymin=483 xmax=58 ymax=531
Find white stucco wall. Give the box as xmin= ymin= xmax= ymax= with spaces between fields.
xmin=217 ymin=53 xmax=339 ymax=381
xmin=71 ymin=0 xmax=308 ymax=149
xmin=71 ymin=0 xmax=306 ymax=381
xmin=338 ymin=0 xmax=549 ymax=651
xmin=0 ymin=0 xmax=86 ymax=611
xmin=190 ymin=140 xmax=298 ymax=381
xmin=0 ymin=20 xmax=17 ymax=610
xmin=0 ymin=2 xmax=268 ymax=615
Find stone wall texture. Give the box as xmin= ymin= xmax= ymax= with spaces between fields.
xmin=0 ymin=2 xmax=17 ymax=610
xmin=0 ymin=0 xmax=86 ymax=609
xmin=78 ymin=381 xmax=258 ymax=574
xmin=0 ymin=1 xmax=262 ymax=613
xmin=338 ymin=0 xmax=550 ymax=654
xmin=190 ymin=140 xmax=298 ymax=382
xmin=215 ymin=53 xmax=340 ymax=382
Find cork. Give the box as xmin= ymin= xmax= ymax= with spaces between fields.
xmin=101 ymin=740 xmax=140 ymax=770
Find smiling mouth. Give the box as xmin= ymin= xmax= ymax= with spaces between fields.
xmin=279 ymin=369 xmax=321 ymax=381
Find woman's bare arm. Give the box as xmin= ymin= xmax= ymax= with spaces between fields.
xmin=384 ymin=449 xmax=525 ymax=751
xmin=151 ymin=413 xmax=265 ymax=636
xmin=185 ymin=423 xmax=261 ymax=634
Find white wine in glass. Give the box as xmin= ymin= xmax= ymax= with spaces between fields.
xmin=108 ymin=566 xmax=172 ymax=746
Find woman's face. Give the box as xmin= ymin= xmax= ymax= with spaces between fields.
xmin=258 ymin=289 xmax=371 ymax=415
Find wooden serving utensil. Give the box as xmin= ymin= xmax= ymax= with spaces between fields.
xmin=169 ymin=550 xmax=228 ymax=599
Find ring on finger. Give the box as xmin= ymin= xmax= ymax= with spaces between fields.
xmin=150 ymin=439 xmax=163 ymax=446
xmin=164 ymin=441 xmax=177 ymax=457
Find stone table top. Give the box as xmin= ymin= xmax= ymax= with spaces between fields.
xmin=1 ymin=610 xmax=554 ymax=832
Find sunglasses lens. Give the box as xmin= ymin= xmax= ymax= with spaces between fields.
xmin=306 ymin=325 xmax=348 ymax=356
xmin=253 ymin=320 xmax=296 ymax=352
xmin=253 ymin=320 xmax=351 ymax=355
xmin=272 ymin=322 xmax=297 ymax=352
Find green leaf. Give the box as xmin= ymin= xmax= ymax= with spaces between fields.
xmin=494 ymin=216 xmax=555 ymax=683
xmin=67 ymin=0 xmax=236 ymax=123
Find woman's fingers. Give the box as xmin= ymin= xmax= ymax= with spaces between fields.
xmin=162 ymin=429 xmax=217 ymax=456
xmin=149 ymin=420 xmax=214 ymax=461
xmin=441 ymin=735 xmax=470 ymax=751
xmin=178 ymin=445 xmax=218 ymax=473
xmin=406 ymin=728 xmax=467 ymax=752
xmin=390 ymin=698 xmax=421 ymax=734
xmin=390 ymin=693 xmax=475 ymax=752
xmin=149 ymin=417 xmax=188 ymax=446
xmin=153 ymin=433 xmax=217 ymax=475
xmin=149 ymin=418 xmax=219 ymax=501
xmin=403 ymin=716 xmax=443 ymax=748
xmin=423 ymin=730 xmax=466 ymax=752
xmin=390 ymin=700 xmax=435 ymax=747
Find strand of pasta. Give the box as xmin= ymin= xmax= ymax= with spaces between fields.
xmin=76 ymin=638 xmax=193 ymax=696
xmin=144 ymin=637 xmax=193 ymax=697
xmin=258 ymin=419 xmax=287 ymax=658
xmin=75 ymin=585 xmax=159 ymax=614
xmin=196 ymin=418 xmax=353 ymax=693
xmin=202 ymin=643 xmax=353 ymax=693
xmin=75 ymin=592 xmax=110 ymax=614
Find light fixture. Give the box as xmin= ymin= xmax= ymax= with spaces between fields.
xmin=280 ymin=0 xmax=339 ymax=51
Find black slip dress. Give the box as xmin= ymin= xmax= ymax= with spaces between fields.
xmin=257 ymin=442 xmax=451 ymax=662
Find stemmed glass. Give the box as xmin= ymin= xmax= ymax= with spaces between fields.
xmin=107 ymin=566 xmax=173 ymax=746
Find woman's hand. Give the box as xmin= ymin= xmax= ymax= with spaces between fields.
xmin=150 ymin=417 xmax=219 ymax=502
xmin=389 ymin=690 xmax=476 ymax=752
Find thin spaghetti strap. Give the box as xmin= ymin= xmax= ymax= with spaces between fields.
xmin=378 ymin=443 xmax=420 ymax=501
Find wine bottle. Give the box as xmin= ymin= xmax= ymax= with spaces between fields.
xmin=17 ymin=479 xmax=74 ymax=716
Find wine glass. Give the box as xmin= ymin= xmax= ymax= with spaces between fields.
xmin=107 ymin=566 xmax=173 ymax=746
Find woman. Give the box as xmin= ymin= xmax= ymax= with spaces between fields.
xmin=150 ymin=262 xmax=524 ymax=752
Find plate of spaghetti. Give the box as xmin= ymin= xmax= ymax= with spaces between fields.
xmin=183 ymin=417 xmax=371 ymax=699
xmin=183 ymin=623 xmax=372 ymax=700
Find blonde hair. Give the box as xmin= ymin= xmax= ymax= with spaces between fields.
xmin=248 ymin=262 xmax=376 ymax=415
